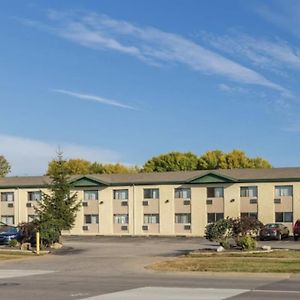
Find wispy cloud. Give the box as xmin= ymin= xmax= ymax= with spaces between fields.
xmin=21 ymin=10 xmax=290 ymax=97
xmin=217 ymin=83 xmax=248 ymax=94
xmin=202 ymin=31 xmax=300 ymax=75
xmin=0 ymin=134 xmax=120 ymax=176
xmin=52 ymin=89 xmax=137 ymax=110
xmin=256 ymin=0 xmax=300 ymax=39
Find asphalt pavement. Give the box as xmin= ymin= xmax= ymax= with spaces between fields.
xmin=0 ymin=236 xmax=299 ymax=299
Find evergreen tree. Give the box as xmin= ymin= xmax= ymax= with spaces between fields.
xmin=36 ymin=153 xmax=81 ymax=245
xmin=0 ymin=155 xmax=11 ymax=177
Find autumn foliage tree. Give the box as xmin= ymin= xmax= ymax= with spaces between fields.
xmin=46 ymin=159 xmax=140 ymax=176
xmin=143 ymin=152 xmax=199 ymax=172
xmin=45 ymin=149 xmax=271 ymax=175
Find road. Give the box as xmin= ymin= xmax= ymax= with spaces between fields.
xmin=0 ymin=236 xmax=300 ymax=299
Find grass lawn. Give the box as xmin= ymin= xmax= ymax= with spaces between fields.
xmin=0 ymin=254 xmax=27 ymax=261
xmin=147 ymin=251 xmax=300 ymax=273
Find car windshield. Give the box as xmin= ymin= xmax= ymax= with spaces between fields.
xmin=0 ymin=226 xmax=17 ymax=234
xmin=265 ymin=224 xmax=279 ymax=229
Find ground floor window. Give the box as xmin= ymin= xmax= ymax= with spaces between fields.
xmin=27 ymin=215 xmax=37 ymax=222
xmin=275 ymin=212 xmax=293 ymax=222
xmin=240 ymin=212 xmax=258 ymax=219
xmin=113 ymin=214 xmax=128 ymax=224
xmin=84 ymin=214 xmax=99 ymax=224
xmin=175 ymin=213 xmax=191 ymax=224
xmin=144 ymin=214 xmax=159 ymax=224
xmin=207 ymin=213 xmax=224 ymax=223
xmin=1 ymin=215 xmax=14 ymax=225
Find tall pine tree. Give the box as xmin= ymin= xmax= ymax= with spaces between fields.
xmin=36 ymin=152 xmax=81 ymax=245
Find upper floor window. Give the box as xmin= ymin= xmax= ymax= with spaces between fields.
xmin=240 ymin=186 xmax=257 ymax=198
xmin=28 ymin=191 xmax=41 ymax=201
xmin=84 ymin=190 xmax=98 ymax=201
xmin=113 ymin=189 xmax=128 ymax=200
xmin=175 ymin=213 xmax=191 ymax=224
xmin=275 ymin=186 xmax=293 ymax=197
xmin=174 ymin=188 xmax=191 ymax=199
xmin=144 ymin=214 xmax=160 ymax=224
xmin=1 ymin=192 xmax=14 ymax=202
xmin=144 ymin=189 xmax=159 ymax=199
xmin=207 ymin=187 xmax=224 ymax=198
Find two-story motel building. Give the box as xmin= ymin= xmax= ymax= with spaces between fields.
xmin=0 ymin=167 xmax=300 ymax=236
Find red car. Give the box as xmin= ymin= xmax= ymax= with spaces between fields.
xmin=293 ymin=220 xmax=300 ymax=241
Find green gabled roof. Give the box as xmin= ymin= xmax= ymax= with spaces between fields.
xmin=187 ymin=171 xmax=237 ymax=184
xmin=69 ymin=175 xmax=109 ymax=187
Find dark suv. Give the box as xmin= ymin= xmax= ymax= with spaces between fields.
xmin=293 ymin=220 xmax=300 ymax=241
xmin=0 ymin=226 xmax=20 ymax=245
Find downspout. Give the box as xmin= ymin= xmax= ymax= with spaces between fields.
xmin=132 ymin=184 xmax=135 ymax=235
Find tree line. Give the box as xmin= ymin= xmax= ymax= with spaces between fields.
xmin=46 ymin=149 xmax=271 ymax=176
xmin=0 ymin=149 xmax=272 ymax=178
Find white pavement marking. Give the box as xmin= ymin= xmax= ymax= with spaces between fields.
xmin=0 ymin=270 xmax=54 ymax=279
xmin=80 ymin=287 xmax=249 ymax=300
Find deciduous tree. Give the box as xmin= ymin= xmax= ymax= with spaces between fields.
xmin=143 ymin=152 xmax=199 ymax=172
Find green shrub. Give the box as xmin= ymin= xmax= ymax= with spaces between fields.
xmin=205 ymin=218 xmax=233 ymax=248
xmin=238 ymin=235 xmax=256 ymax=250
xmin=9 ymin=239 xmax=18 ymax=248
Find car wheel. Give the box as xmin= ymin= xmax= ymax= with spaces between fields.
xmin=277 ymin=233 xmax=282 ymax=241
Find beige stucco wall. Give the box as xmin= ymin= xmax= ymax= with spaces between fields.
xmin=1 ymin=181 xmax=300 ymax=236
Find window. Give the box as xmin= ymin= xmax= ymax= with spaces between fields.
xmin=84 ymin=214 xmax=99 ymax=224
xmin=207 ymin=213 xmax=224 ymax=223
xmin=84 ymin=190 xmax=98 ymax=201
xmin=175 ymin=213 xmax=191 ymax=224
xmin=113 ymin=189 xmax=128 ymax=200
xmin=174 ymin=188 xmax=191 ymax=199
xmin=240 ymin=212 xmax=258 ymax=219
xmin=207 ymin=187 xmax=224 ymax=198
xmin=144 ymin=214 xmax=160 ymax=224
xmin=240 ymin=187 xmax=257 ymax=198
xmin=275 ymin=212 xmax=293 ymax=222
xmin=1 ymin=192 xmax=14 ymax=202
xmin=28 ymin=191 xmax=41 ymax=201
xmin=113 ymin=214 xmax=128 ymax=224
xmin=144 ymin=189 xmax=159 ymax=199
xmin=275 ymin=186 xmax=293 ymax=197
xmin=1 ymin=215 xmax=14 ymax=225
xmin=28 ymin=215 xmax=36 ymax=222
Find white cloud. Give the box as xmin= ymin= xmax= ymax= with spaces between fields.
xmin=22 ymin=11 xmax=290 ymax=97
xmin=0 ymin=134 xmax=120 ymax=176
xmin=52 ymin=89 xmax=137 ymax=110
xmin=256 ymin=1 xmax=300 ymax=39
xmin=202 ymin=31 xmax=300 ymax=75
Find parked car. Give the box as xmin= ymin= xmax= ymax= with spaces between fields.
xmin=0 ymin=225 xmax=20 ymax=245
xmin=293 ymin=220 xmax=300 ymax=241
xmin=259 ymin=223 xmax=289 ymax=241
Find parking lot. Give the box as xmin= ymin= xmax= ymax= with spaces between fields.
xmin=0 ymin=236 xmax=300 ymax=299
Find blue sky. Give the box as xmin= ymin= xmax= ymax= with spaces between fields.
xmin=1 ymin=0 xmax=300 ymax=175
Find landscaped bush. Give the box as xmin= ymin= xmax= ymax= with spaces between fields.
xmin=8 ymin=239 xmax=18 ymax=248
xmin=205 ymin=218 xmax=233 ymax=249
xmin=237 ymin=235 xmax=256 ymax=250
xmin=205 ymin=216 xmax=263 ymax=251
